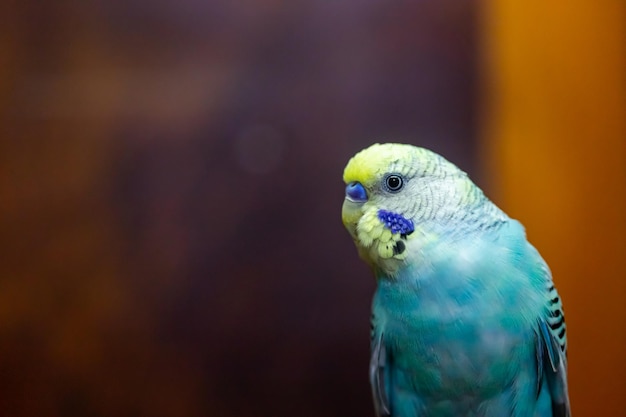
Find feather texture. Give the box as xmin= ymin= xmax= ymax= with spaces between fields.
xmin=342 ymin=143 xmax=570 ymax=417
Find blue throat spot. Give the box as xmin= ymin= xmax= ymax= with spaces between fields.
xmin=377 ymin=210 xmax=415 ymax=235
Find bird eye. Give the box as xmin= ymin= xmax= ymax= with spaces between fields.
xmin=384 ymin=175 xmax=403 ymax=192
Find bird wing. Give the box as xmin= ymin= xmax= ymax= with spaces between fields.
xmin=536 ymin=268 xmax=571 ymax=417
xmin=370 ymin=316 xmax=391 ymax=417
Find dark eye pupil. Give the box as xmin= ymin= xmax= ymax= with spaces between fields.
xmin=386 ymin=175 xmax=402 ymax=191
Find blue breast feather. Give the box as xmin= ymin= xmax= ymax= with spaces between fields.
xmin=369 ymin=220 xmax=569 ymax=417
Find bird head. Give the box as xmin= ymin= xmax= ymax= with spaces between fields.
xmin=342 ymin=143 xmax=491 ymax=275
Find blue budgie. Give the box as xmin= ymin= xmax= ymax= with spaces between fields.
xmin=341 ymin=143 xmax=570 ymax=417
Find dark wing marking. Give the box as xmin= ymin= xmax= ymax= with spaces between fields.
xmin=536 ymin=278 xmax=571 ymax=417
xmin=545 ymin=283 xmax=567 ymax=356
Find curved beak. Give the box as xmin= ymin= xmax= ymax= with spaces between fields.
xmin=342 ymin=182 xmax=367 ymax=237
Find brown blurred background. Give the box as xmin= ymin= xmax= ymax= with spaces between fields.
xmin=0 ymin=1 xmax=624 ymax=416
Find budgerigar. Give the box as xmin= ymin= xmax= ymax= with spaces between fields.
xmin=341 ymin=143 xmax=570 ymax=417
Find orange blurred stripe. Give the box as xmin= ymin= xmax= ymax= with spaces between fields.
xmin=481 ymin=1 xmax=626 ymax=416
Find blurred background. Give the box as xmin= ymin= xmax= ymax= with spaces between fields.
xmin=0 ymin=1 xmax=624 ymax=416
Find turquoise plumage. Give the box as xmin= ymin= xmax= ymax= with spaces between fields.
xmin=341 ymin=143 xmax=570 ymax=417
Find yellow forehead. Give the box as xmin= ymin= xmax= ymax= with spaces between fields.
xmin=343 ymin=143 xmax=427 ymax=186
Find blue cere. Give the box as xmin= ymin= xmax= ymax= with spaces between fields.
xmin=345 ymin=181 xmax=368 ymax=202
xmin=377 ymin=209 xmax=415 ymax=235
